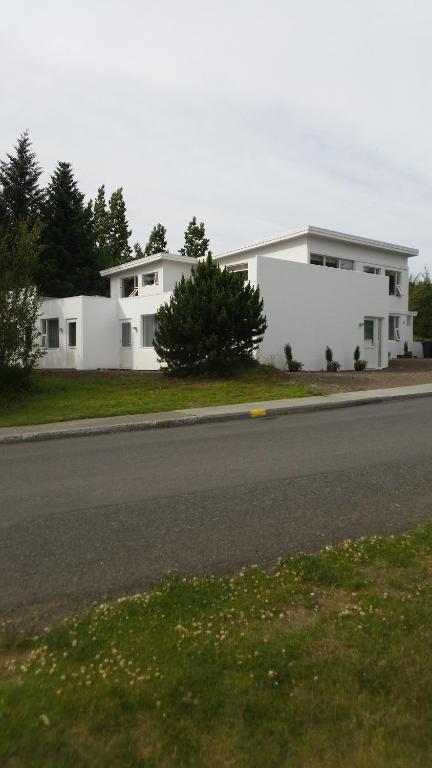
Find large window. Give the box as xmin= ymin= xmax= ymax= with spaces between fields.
xmin=41 ymin=318 xmax=59 ymax=349
xmin=310 ymin=254 xmax=353 ymax=270
xmin=385 ymin=270 xmax=402 ymax=297
xmin=388 ymin=315 xmax=400 ymax=341
xmin=142 ymin=271 xmax=159 ymax=286
xmin=141 ymin=314 xmax=158 ymax=347
xmin=121 ymin=276 xmax=138 ymax=297
xmin=121 ymin=321 xmax=132 ymax=347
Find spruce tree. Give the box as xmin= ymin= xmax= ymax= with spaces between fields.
xmin=107 ymin=187 xmax=132 ymax=266
xmin=144 ymin=223 xmax=167 ymax=256
xmin=39 ymin=162 xmax=100 ymax=297
xmin=133 ymin=242 xmax=145 ymax=259
xmin=154 ymin=255 xmax=267 ymax=375
xmin=179 ymin=216 xmax=210 ymax=259
xmin=0 ymin=131 xmax=44 ymax=228
xmin=92 ymin=185 xmax=110 ymax=268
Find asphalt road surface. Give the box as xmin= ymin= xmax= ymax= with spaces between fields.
xmin=2 ymin=398 xmax=432 ymax=621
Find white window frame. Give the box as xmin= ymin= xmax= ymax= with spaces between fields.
xmin=121 ymin=275 xmax=138 ymax=297
xmin=310 ymin=254 xmax=353 ymax=270
xmin=120 ymin=320 xmax=132 ymax=348
xmin=142 ymin=271 xmax=159 ymax=287
xmin=67 ymin=319 xmax=77 ymax=348
xmin=227 ymin=263 xmax=249 ymax=281
xmin=141 ymin=314 xmax=158 ymax=348
xmin=363 ymin=265 xmax=381 ymax=275
xmin=385 ymin=270 xmax=402 ymax=297
xmin=41 ymin=318 xmax=60 ymax=349
xmin=388 ymin=315 xmax=401 ymax=341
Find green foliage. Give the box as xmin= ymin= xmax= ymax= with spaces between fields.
xmin=107 ymin=187 xmax=132 ymax=266
xmin=0 ymin=222 xmax=44 ymax=383
xmin=2 ymin=523 xmax=432 ymax=767
xmin=409 ymin=269 xmax=432 ymax=338
xmin=0 ymin=131 xmax=44 ymax=229
xmin=325 ymin=346 xmax=340 ymax=371
xmin=353 ymin=345 xmax=367 ymax=370
xmin=179 ymin=216 xmax=210 ymax=259
xmin=39 ymin=162 xmax=101 ymax=297
xmin=144 ymin=223 xmax=167 ymax=256
xmin=284 ymin=343 xmax=303 ymax=372
xmin=154 ymin=255 xmax=267 ymax=375
xmin=133 ymin=241 xmax=144 ymax=259
xmin=92 ymin=185 xmax=110 ymax=266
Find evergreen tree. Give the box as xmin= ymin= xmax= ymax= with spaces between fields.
xmin=107 ymin=187 xmax=132 ymax=266
xmin=92 ymin=185 xmax=110 ymax=267
xmin=154 ymin=255 xmax=267 ymax=375
xmin=0 ymin=131 xmax=44 ymax=228
xmin=39 ymin=162 xmax=100 ymax=297
xmin=144 ymin=223 xmax=167 ymax=256
xmin=133 ymin=242 xmax=145 ymax=259
xmin=179 ymin=216 xmax=210 ymax=259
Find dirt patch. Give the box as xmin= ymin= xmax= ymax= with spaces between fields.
xmin=284 ymin=359 xmax=432 ymax=394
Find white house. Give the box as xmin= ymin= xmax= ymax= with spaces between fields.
xmin=38 ymin=226 xmax=418 ymax=372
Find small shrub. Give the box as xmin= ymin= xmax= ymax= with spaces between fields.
xmin=284 ymin=343 xmax=303 ymax=372
xmin=325 ymin=346 xmax=340 ymax=372
xmin=353 ymin=346 xmax=367 ymax=371
xmin=354 ymin=359 xmax=367 ymax=371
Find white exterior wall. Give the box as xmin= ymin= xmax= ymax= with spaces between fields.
xmin=38 ymin=296 xmax=117 ymax=370
xmin=117 ymin=294 xmax=171 ymax=370
xmin=256 ymin=257 xmax=390 ymax=370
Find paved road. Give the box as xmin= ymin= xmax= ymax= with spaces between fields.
xmin=2 ymin=398 xmax=432 ymax=621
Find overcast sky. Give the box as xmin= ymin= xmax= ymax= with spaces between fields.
xmin=1 ymin=0 xmax=431 ymax=272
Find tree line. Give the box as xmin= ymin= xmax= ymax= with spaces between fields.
xmin=0 ymin=131 xmax=211 ymax=299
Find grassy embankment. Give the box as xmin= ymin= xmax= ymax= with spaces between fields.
xmin=0 ymin=366 xmax=316 ymax=427
xmin=1 ymin=523 xmax=432 ymax=767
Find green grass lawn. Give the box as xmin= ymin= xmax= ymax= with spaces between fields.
xmin=2 ymin=523 xmax=432 ymax=767
xmin=0 ymin=366 xmax=316 ymax=427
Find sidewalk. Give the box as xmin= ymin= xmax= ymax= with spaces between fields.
xmin=1 ymin=382 xmax=432 ymax=444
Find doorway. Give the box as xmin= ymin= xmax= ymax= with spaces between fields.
xmin=363 ymin=316 xmax=381 ymax=369
xmin=120 ymin=320 xmax=132 ymax=368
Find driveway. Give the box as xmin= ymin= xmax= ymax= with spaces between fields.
xmin=1 ymin=397 xmax=432 ymax=622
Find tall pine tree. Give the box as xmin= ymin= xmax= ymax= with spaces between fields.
xmin=0 ymin=131 xmax=44 ymax=229
xmin=179 ymin=216 xmax=210 ymax=259
xmin=144 ymin=223 xmax=167 ymax=256
xmin=107 ymin=188 xmax=132 ymax=266
xmin=92 ymin=185 xmax=110 ymax=268
xmin=39 ymin=162 xmax=100 ymax=297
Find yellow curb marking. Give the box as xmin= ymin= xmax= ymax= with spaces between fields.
xmin=250 ymin=408 xmax=267 ymax=418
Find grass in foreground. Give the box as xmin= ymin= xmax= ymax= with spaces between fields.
xmin=0 ymin=366 xmax=315 ymax=427
xmin=1 ymin=523 xmax=432 ymax=767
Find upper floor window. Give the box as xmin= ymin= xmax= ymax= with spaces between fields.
xmin=363 ymin=265 xmax=381 ymax=275
xmin=121 ymin=275 xmax=138 ymax=297
xmin=385 ymin=270 xmax=403 ymax=297
xmin=310 ymin=254 xmax=353 ymax=270
xmin=142 ymin=271 xmax=159 ymax=286
xmin=41 ymin=318 xmax=59 ymax=349
xmin=227 ymin=263 xmax=248 ymax=281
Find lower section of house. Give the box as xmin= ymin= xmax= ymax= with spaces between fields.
xmin=38 ymin=253 xmax=416 ymax=372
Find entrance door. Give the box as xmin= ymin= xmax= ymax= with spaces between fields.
xmin=363 ymin=317 xmax=380 ymax=369
xmin=120 ymin=320 xmax=132 ymax=368
xmin=65 ymin=319 xmax=78 ymax=368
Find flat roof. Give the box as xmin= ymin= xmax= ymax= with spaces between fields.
xmin=213 ymin=225 xmax=419 ymax=260
xmin=100 ymin=252 xmax=196 ymax=276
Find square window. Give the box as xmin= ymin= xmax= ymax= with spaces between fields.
xmin=310 ymin=254 xmax=324 ymax=266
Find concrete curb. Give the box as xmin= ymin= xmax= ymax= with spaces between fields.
xmin=2 ymin=385 xmax=432 ymax=445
